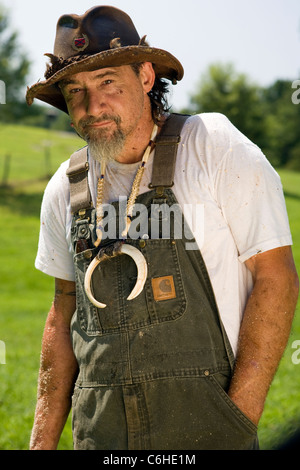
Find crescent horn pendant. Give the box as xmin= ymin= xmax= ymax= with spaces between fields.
xmin=121 ymin=244 xmax=148 ymax=301
xmin=84 ymin=244 xmax=148 ymax=309
xmin=84 ymin=255 xmax=107 ymax=309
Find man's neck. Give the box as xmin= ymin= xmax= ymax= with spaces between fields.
xmin=115 ymin=113 xmax=167 ymax=164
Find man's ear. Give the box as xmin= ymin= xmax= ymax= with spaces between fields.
xmin=140 ymin=62 xmax=156 ymax=94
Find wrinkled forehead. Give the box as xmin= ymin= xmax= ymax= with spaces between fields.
xmin=58 ymin=64 xmax=144 ymax=89
xmin=59 ymin=67 xmax=119 ymax=86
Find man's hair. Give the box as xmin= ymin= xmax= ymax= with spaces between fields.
xmin=131 ymin=63 xmax=170 ymax=124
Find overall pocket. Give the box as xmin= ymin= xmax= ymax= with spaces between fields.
xmin=73 ymin=239 xmax=187 ymax=336
xmin=206 ymin=372 xmax=258 ymax=448
xmin=134 ymin=374 xmax=258 ymax=450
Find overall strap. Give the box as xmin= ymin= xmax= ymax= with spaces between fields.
xmin=150 ymin=113 xmax=190 ymax=190
xmin=66 ymin=146 xmax=90 ymax=214
xmin=66 ymin=113 xmax=190 ymax=214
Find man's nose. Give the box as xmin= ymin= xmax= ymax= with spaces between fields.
xmin=85 ymin=90 xmax=106 ymax=116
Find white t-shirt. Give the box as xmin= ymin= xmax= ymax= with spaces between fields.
xmin=35 ymin=113 xmax=292 ymax=355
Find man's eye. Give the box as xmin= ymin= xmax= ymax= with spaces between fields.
xmin=70 ymin=88 xmax=82 ymax=94
xmin=103 ymin=79 xmax=113 ymax=85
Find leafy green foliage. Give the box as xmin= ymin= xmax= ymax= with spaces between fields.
xmin=263 ymin=81 xmax=300 ymax=168
xmin=183 ymin=63 xmax=300 ymax=169
xmin=187 ymin=63 xmax=266 ymax=146
xmin=0 ymin=5 xmax=31 ymax=121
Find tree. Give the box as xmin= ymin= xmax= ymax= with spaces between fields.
xmin=184 ymin=63 xmax=267 ymax=152
xmin=0 ymin=5 xmax=34 ymax=122
xmin=262 ymin=80 xmax=300 ymax=168
xmin=0 ymin=4 xmax=75 ymax=129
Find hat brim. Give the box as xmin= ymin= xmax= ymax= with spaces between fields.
xmin=26 ymin=46 xmax=184 ymax=113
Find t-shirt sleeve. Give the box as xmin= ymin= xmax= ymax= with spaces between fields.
xmin=214 ymin=118 xmax=292 ymax=263
xmin=35 ymin=161 xmax=76 ymax=281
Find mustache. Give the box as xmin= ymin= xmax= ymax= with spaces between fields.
xmin=79 ymin=114 xmax=121 ymax=129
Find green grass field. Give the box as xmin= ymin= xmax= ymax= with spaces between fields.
xmin=0 ymin=125 xmax=299 ymax=450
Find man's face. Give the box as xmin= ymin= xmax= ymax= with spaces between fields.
xmin=59 ymin=64 xmax=154 ymax=163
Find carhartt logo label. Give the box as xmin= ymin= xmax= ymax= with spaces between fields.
xmin=152 ymin=276 xmax=176 ymax=301
xmin=0 ymin=80 xmax=6 ymax=104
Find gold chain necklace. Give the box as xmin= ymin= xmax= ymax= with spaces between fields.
xmin=94 ymin=124 xmax=158 ymax=247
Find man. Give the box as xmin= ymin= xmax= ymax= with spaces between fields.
xmin=26 ymin=6 xmax=299 ymax=450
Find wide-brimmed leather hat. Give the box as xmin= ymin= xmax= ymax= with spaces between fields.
xmin=26 ymin=5 xmax=184 ymax=113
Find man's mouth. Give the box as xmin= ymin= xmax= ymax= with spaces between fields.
xmin=79 ymin=114 xmax=121 ymax=132
xmin=86 ymin=120 xmax=113 ymax=129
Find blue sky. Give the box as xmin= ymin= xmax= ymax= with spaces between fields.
xmin=2 ymin=0 xmax=300 ymax=109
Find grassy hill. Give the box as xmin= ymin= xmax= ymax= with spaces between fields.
xmin=0 ymin=124 xmax=82 ymax=184
xmin=0 ymin=124 xmax=299 ymax=450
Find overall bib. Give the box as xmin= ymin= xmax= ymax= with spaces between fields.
xmin=67 ymin=114 xmax=258 ymax=450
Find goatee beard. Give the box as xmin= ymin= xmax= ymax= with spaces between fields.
xmin=78 ymin=114 xmax=126 ymax=164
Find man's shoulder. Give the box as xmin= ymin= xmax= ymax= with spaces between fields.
xmin=182 ymin=112 xmax=233 ymax=133
xmin=180 ymin=112 xmax=239 ymax=151
xmin=48 ymin=145 xmax=88 ymax=187
xmin=181 ymin=112 xmax=253 ymax=149
xmin=43 ymin=157 xmax=73 ymax=204
xmin=49 ymin=158 xmax=71 ymax=184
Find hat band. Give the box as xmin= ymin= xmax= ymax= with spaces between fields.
xmin=44 ymin=53 xmax=91 ymax=80
xmin=44 ymin=36 xmax=150 ymax=81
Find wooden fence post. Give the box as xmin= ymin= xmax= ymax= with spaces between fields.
xmin=1 ymin=154 xmax=11 ymax=186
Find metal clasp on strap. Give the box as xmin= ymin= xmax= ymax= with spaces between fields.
xmin=66 ymin=161 xmax=89 ymax=178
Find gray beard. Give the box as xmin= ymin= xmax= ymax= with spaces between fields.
xmin=87 ymin=127 xmax=125 ymax=165
xmin=78 ymin=114 xmax=125 ymax=164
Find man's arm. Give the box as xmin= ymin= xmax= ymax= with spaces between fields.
xmin=228 ymin=246 xmax=299 ymax=425
xmin=30 ymin=278 xmax=78 ymax=450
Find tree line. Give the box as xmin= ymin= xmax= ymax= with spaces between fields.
xmin=183 ymin=63 xmax=300 ymax=170
xmin=1 ymin=5 xmax=300 ymax=170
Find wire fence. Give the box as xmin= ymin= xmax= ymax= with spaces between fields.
xmin=0 ymin=148 xmax=53 ymax=188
